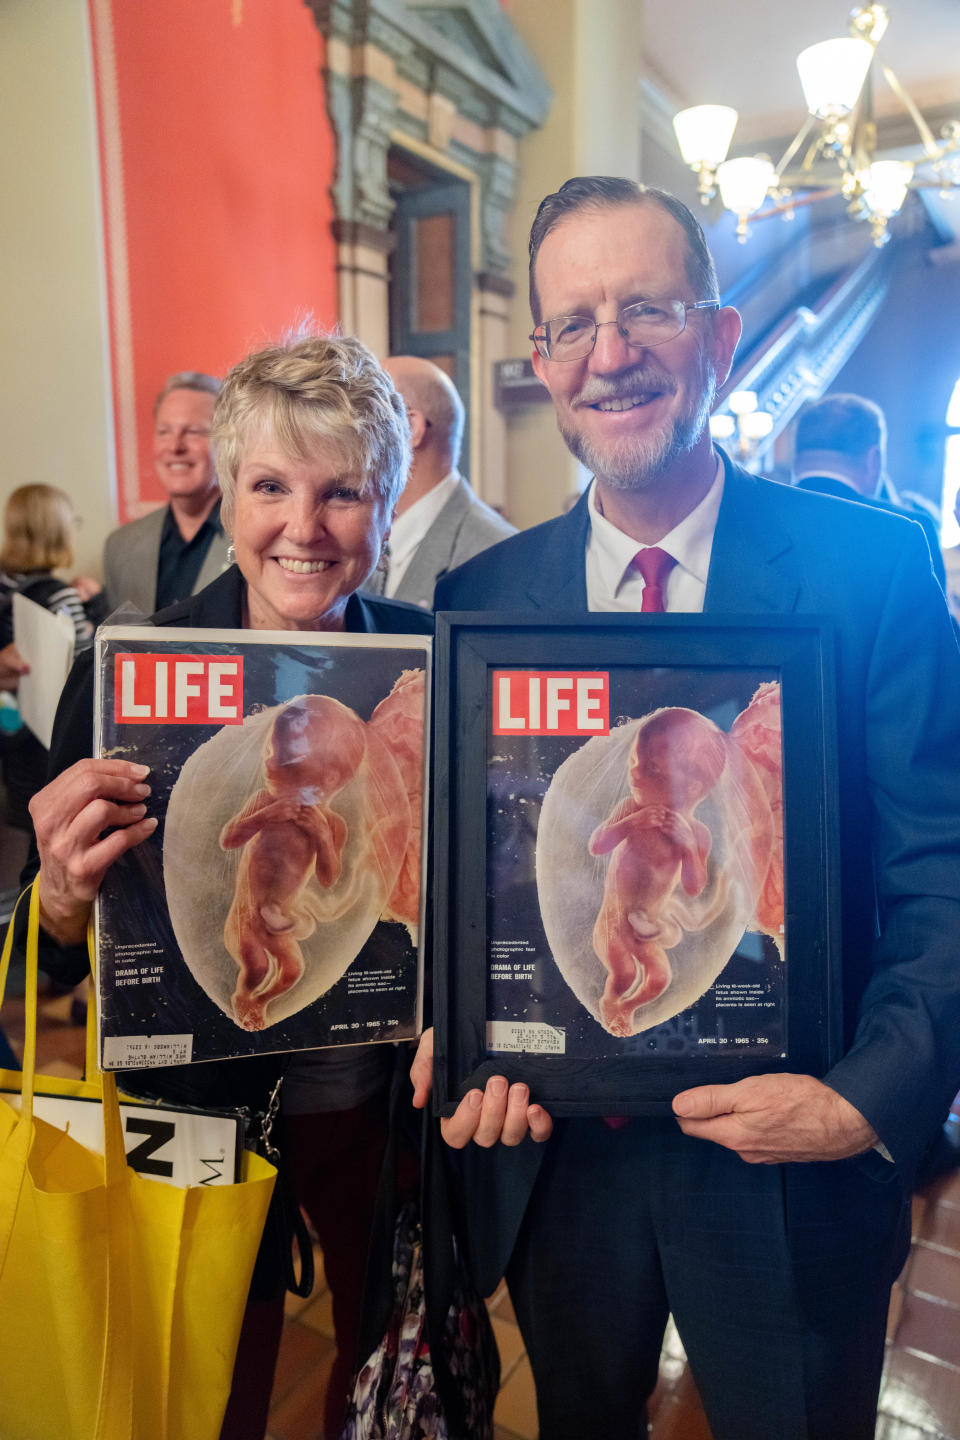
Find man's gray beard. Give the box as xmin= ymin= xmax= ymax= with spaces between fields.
xmin=560 ymin=376 xmax=717 ymax=491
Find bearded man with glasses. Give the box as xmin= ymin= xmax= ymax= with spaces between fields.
xmin=412 ymin=177 xmax=960 ymax=1440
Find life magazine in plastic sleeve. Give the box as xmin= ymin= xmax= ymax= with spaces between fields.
xmin=93 ymin=625 xmax=429 ymax=1069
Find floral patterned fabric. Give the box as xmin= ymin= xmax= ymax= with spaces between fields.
xmin=341 ymin=1200 xmax=499 ymax=1440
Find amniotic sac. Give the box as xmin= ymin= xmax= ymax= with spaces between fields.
xmin=164 ymin=671 xmax=425 ymax=1031
xmin=536 ymin=683 xmax=784 ymax=1038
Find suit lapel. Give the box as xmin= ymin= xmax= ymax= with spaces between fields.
xmin=194 ymin=526 xmax=231 ymax=595
xmin=175 ymin=565 xmax=245 ymax=627
xmin=395 ymin=480 xmax=470 ymax=604
xmin=704 ymin=454 xmax=802 ymax=616
xmin=522 ymin=492 xmax=591 ymax=611
xmin=135 ymin=508 xmax=164 ymax=616
xmin=347 ymin=591 xmax=379 ymax=633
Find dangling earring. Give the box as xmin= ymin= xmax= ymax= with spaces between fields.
xmin=226 ymin=543 xmax=236 ymax=565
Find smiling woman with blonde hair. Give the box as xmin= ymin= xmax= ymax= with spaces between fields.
xmin=16 ymin=332 xmax=429 ymax=1440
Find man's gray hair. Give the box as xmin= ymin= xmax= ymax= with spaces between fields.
xmin=528 ymin=176 xmax=720 ymax=323
xmin=212 ymin=333 xmax=411 ymax=529
xmin=153 ymin=371 xmax=221 ymax=416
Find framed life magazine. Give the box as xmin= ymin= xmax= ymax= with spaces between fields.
xmin=432 ymin=614 xmax=841 ymax=1117
xmin=93 ymin=625 xmax=430 ymax=1070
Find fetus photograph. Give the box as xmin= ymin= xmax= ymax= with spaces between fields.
xmin=168 ymin=671 xmax=425 ymax=1033
xmin=218 ymin=689 xmax=413 ymax=1031
xmin=487 ymin=671 xmax=784 ymax=1060
xmin=587 ymin=707 xmax=732 ymax=1036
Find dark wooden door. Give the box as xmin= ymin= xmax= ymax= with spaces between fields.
xmin=390 ymin=176 xmax=471 ymax=474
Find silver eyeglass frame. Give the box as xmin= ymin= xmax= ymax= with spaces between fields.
xmin=530 ymin=299 xmax=720 ymax=362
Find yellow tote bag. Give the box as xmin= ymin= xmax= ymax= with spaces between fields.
xmin=0 ymin=884 xmax=277 ymax=1440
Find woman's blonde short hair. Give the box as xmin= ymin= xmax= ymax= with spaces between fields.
xmin=1 ymin=484 xmax=77 ymax=573
xmin=212 ymin=334 xmax=411 ymax=529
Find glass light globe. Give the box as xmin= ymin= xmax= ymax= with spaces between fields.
xmin=673 ymin=106 xmax=739 ymax=170
xmin=796 ymin=37 xmax=873 ymax=118
xmin=741 ymin=410 xmax=775 ymax=440
xmin=709 ymin=414 xmax=736 ymax=440
xmin=864 ymin=160 xmax=913 ymax=217
xmin=716 ymin=157 xmax=775 ymax=217
xmin=728 ymin=390 xmax=758 ymax=416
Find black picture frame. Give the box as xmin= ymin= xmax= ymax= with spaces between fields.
xmin=432 ymin=613 xmax=841 ymax=1117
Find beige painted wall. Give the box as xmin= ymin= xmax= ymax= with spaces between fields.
xmin=503 ymin=0 xmax=645 ymax=531
xmin=0 ymin=0 xmax=114 ymax=581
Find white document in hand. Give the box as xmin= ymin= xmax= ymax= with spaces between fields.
xmin=13 ymin=590 xmax=75 ymax=749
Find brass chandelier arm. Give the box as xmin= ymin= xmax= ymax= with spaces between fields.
xmin=746 ymin=189 xmax=844 ymax=223
xmin=881 ymin=65 xmax=947 ymax=160
xmin=775 ymin=114 xmax=820 ymax=181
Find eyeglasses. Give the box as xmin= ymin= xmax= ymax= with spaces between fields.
xmin=530 ymin=298 xmax=720 ymax=362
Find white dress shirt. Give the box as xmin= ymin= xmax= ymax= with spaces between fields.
xmin=584 ymin=454 xmax=724 ymax=613
xmin=384 ymin=471 xmax=460 ymax=598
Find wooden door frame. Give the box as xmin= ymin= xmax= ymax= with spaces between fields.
xmin=310 ymin=0 xmax=550 ymax=508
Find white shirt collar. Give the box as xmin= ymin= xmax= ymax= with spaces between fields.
xmin=385 ymin=471 xmax=460 ymax=596
xmin=584 ymin=453 xmax=724 ymax=613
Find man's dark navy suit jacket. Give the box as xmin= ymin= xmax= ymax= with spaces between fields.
xmin=433 ymin=450 xmax=960 ymax=1294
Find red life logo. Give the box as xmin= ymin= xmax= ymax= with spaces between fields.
xmin=114 ymin=654 xmax=244 ymax=725
xmin=492 ymin=671 xmax=609 ymax=736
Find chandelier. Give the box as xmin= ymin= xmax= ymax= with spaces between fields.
xmin=708 ymin=391 xmax=774 ymax=460
xmin=672 ymin=4 xmax=960 ymax=243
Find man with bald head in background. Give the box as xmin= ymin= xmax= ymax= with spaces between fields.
xmin=372 ymin=356 xmax=514 ymax=608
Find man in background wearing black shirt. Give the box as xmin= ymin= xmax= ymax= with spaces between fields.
xmin=103 ymin=371 xmax=231 ymax=613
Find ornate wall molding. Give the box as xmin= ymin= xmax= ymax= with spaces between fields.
xmin=307 ymin=0 xmax=550 ymax=275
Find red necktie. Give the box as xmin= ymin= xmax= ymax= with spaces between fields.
xmin=632 ymin=546 xmax=677 ymax=613
xmin=603 ymin=547 xmax=676 ymax=1132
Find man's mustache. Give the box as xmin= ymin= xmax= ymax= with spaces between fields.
xmin=575 ymin=367 xmax=678 ymax=407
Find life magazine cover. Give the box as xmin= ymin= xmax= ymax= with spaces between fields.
xmin=486 ymin=664 xmax=785 ymax=1062
xmin=93 ymin=625 xmax=429 ymax=1070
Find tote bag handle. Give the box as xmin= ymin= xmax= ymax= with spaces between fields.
xmin=0 ymin=884 xmax=42 ymax=1279
xmin=0 ymin=883 xmax=136 ymax=1438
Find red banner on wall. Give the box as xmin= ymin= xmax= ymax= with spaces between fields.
xmin=88 ymin=0 xmax=339 ymax=523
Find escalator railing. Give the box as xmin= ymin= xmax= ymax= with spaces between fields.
xmin=714 ymin=238 xmax=896 ymax=469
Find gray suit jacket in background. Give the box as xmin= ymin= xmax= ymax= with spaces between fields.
xmin=102 ymin=504 xmax=233 ymax=615
xmin=372 ymin=476 xmax=516 ymax=609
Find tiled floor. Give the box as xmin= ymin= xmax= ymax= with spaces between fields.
xmin=270 ymin=1147 xmax=960 ymax=1440
xmin=2 ymin=976 xmax=959 ymax=1440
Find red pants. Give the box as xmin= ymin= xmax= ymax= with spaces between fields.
xmin=219 ymin=1090 xmax=389 ymax=1440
